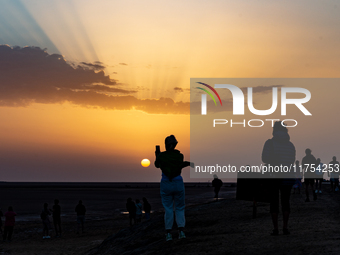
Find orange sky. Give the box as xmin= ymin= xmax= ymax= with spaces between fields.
xmin=0 ymin=0 xmax=339 ymax=181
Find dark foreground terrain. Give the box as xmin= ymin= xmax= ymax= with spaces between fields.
xmin=1 ymin=183 xmax=340 ymax=254
xmin=87 ymin=185 xmax=340 ymax=255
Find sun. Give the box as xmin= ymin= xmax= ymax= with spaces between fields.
xmin=141 ymin=158 xmax=150 ymax=167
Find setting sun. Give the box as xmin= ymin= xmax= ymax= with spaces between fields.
xmin=141 ymin=158 xmax=150 ymax=167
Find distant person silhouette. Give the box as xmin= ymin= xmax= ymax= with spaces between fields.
xmin=212 ymin=175 xmax=223 ymax=199
xmin=328 ymin=156 xmax=340 ymax=192
xmin=3 ymin=206 xmax=16 ymax=242
xmin=0 ymin=208 xmax=3 ymax=234
xmin=262 ymin=121 xmax=296 ymax=236
xmin=75 ymin=200 xmax=86 ymax=234
xmin=41 ymin=203 xmax=51 ymax=239
xmin=293 ymin=160 xmax=302 ymax=194
xmin=314 ymin=158 xmax=324 ymax=194
xmin=302 ymin=148 xmax=317 ymax=202
xmin=126 ymin=198 xmax=136 ymax=226
xmin=52 ymin=199 xmax=62 ymax=237
xmin=142 ymin=197 xmax=151 ymax=220
xmin=135 ymin=199 xmax=143 ymax=224
xmin=155 ymin=134 xmax=191 ymax=241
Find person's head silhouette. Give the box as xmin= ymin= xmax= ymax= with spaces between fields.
xmin=305 ymin=148 xmax=312 ymax=155
xmin=316 ymin=158 xmax=321 ymax=164
xmin=54 ymin=199 xmax=59 ymax=205
xmin=165 ymin=135 xmax=178 ymax=151
xmin=333 ymin=156 xmax=337 ymax=161
xmin=273 ymin=121 xmax=287 ymax=135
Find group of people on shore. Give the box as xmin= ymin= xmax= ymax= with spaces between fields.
xmin=153 ymin=126 xmax=339 ymax=241
xmin=0 ymin=200 xmax=87 ymax=241
xmin=301 ymin=150 xmax=339 ymax=202
xmin=126 ymin=197 xmax=151 ymax=226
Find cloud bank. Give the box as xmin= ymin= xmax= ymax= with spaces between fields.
xmin=0 ymin=45 xmax=189 ymax=114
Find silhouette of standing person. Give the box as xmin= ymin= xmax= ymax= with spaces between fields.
xmin=0 ymin=208 xmax=3 ymax=234
xmin=262 ymin=121 xmax=296 ymax=235
xmin=314 ymin=158 xmax=324 ymax=194
xmin=52 ymin=199 xmax=62 ymax=237
xmin=3 ymin=206 xmax=16 ymax=242
xmin=155 ymin=135 xmax=191 ymax=241
xmin=126 ymin=198 xmax=136 ymax=226
xmin=41 ymin=203 xmax=51 ymax=239
xmin=293 ymin=160 xmax=302 ymax=194
xmin=75 ymin=200 xmax=86 ymax=234
xmin=135 ymin=199 xmax=143 ymax=224
xmin=302 ymin=148 xmax=317 ymax=202
xmin=143 ymin=197 xmax=151 ymax=220
xmin=328 ymin=156 xmax=340 ymax=192
xmin=212 ymin=175 xmax=223 ymax=199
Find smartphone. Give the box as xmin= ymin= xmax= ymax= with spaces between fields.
xmin=156 ymin=145 xmax=160 ymax=154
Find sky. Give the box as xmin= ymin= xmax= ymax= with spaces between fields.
xmin=0 ymin=0 xmax=339 ymax=182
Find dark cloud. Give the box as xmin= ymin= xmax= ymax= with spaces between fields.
xmin=80 ymin=61 xmax=105 ymax=71
xmin=119 ymin=63 xmax=128 ymax=66
xmin=0 ymin=45 xmax=189 ymax=114
xmin=174 ymin=87 xmax=184 ymax=92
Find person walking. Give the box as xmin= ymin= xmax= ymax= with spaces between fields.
xmin=212 ymin=175 xmax=223 ymax=199
xmin=302 ymin=149 xmax=317 ymax=202
xmin=3 ymin=206 xmax=16 ymax=242
xmin=328 ymin=156 xmax=340 ymax=192
xmin=41 ymin=203 xmax=51 ymax=239
xmin=143 ymin=197 xmax=151 ymax=220
xmin=135 ymin=199 xmax=143 ymax=224
xmin=52 ymin=199 xmax=62 ymax=237
xmin=155 ymin=135 xmax=191 ymax=241
xmin=75 ymin=200 xmax=86 ymax=234
xmin=126 ymin=198 xmax=136 ymax=226
xmin=262 ymin=121 xmax=296 ymax=236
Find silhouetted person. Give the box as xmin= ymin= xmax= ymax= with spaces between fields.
xmin=3 ymin=206 xmax=16 ymax=242
xmin=262 ymin=121 xmax=296 ymax=236
xmin=75 ymin=200 xmax=86 ymax=234
xmin=302 ymin=148 xmax=317 ymax=202
xmin=41 ymin=203 xmax=51 ymax=239
xmin=0 ymin=208 xmax=3 ymax=234
xmin=135 ymin=199 xmax=143 ymax=224
xmin=126 ymin=198 xmax=136 ymax=226
xmin=315 ymin=158 xmax=324 ymax=194
xmin=212 ymin=175 xmax=223 ymax=199
xmin=155 ymin=134 xmax=191 ymax=241
xmin=52 ymin=199 xmax=62 ymax=237
xmin=293 ymin=160 xmax=302 ymax=194
xmin=328 ymin=156 xmax=340 ymax=192
xmin=143 ymin=197 xmax=151 ymax=220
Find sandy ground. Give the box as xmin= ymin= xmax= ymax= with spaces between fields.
xmin=87 ymin=184 xmax=340 ymax=255
xmin=1 ymin=184 xmax=340 ymax=254
xmin=0 ymin=184 xmax=231 ymax=255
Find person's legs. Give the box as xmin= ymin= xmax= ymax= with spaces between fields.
xmin=174 ymin=180 xmax=185 ymax=230
xmin=3 ymin=226 xmax=8 ymax=241
xmin=280 ymin=185 xmax=292 ymax=232
xmin=160 ymin=180 xmax=175 ymax=232
xmin=319 ymin=179 xmax=323 ymax=192
xmin=270 ymin=182 xmax=280 ymax=234
xmin=7 ymin=226 xmax=13 ymax=241
xmin=43 ymin=223 xmax=48 ymax=237
xmin=305 ymin=180 xmax=310 ymax=201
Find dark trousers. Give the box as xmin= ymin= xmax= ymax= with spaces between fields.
xmin=270 ymin=182 xmax=293 ymax=213
xmin=3 ymin=226 xmax=14 ymax=241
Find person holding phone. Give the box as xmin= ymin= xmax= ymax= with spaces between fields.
xmin=154 ymin=135 xmax=191 ymax=241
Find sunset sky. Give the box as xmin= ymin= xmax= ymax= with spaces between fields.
xmin=0 ymin=0 xmax=339 ymax=182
